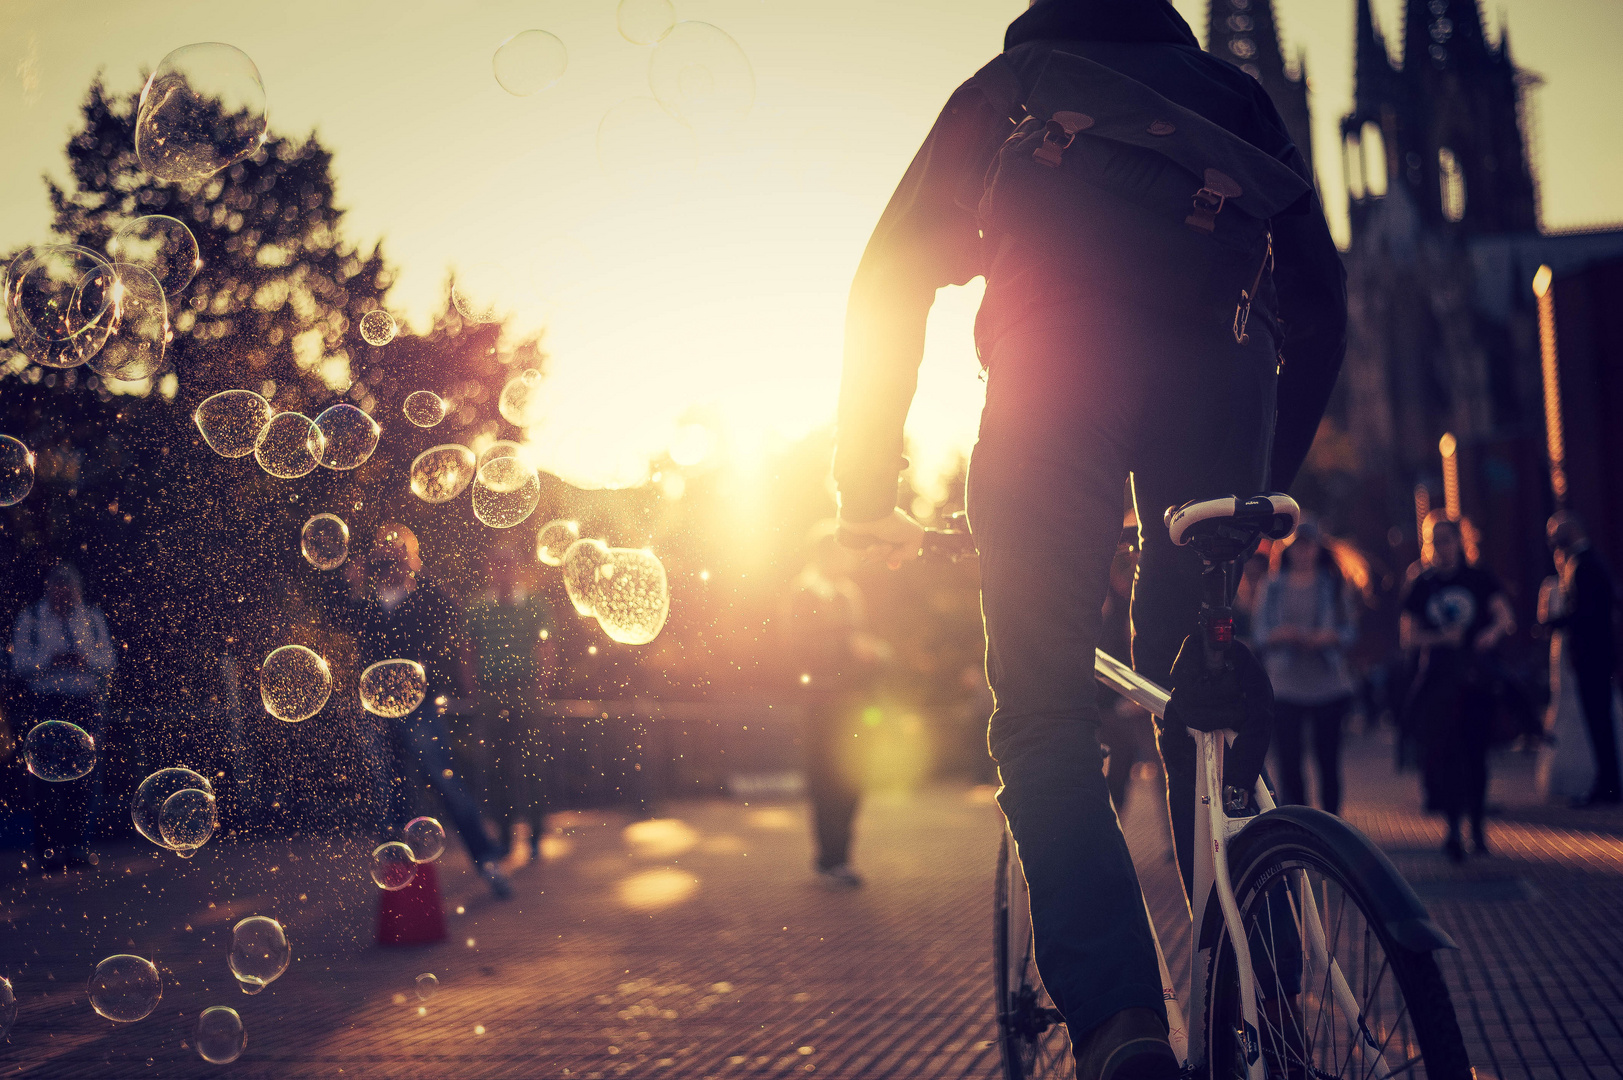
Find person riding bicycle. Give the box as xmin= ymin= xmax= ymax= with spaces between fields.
xmin=831 ymin=2 xmax=1346 ymax=1075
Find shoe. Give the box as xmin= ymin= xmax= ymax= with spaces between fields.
xmin=816 ymin=864 xmax=864 ymax=890
xmin=1470 ymin=834 xmax=1492 ymax=858
xmin=1443 ymin=835 xmax=1466 ymax=864
xmin=480 ymin=862 xmax=512 ymax=900
xmin=1073 ymin=1007 xmax=1178 ymax=1080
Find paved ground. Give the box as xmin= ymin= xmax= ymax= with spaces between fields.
xmin=0 ymin=729 xmax=1620 ymax=1078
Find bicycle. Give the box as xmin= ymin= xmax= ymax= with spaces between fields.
xmin=903 ymin=494 xmax=1471 ymax=1079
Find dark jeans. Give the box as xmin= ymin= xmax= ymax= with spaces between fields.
xmin=24 ymin=692 xmax=104 ymax=857
xmin=968 ymin=315 xmax=1277 ymax=1038
xmin=804 ymin=699 xmax=862 ymax=871
xmin=376 ymin=704 xmax=499 ymax=867
xmin=476 ymin=681 xmax=548 ymax=850
xmin=1273 ymin=697 xmax=1350 ymax=815
xmin=1575 ymin=658 xmax=1621 ymax=801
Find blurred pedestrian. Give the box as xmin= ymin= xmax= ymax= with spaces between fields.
xmin=10 ymin=564 xmax=115 ymax=870
xmin=1251 ymin=520 xmax=1357 ymax=815
xmin=1400 ymin=513 xmax=1515 ymax=861
xmin=1542 ymin=512 xmax=1620 ymax=807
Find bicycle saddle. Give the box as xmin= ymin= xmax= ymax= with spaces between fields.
xmin=1163 ymin=493 xmax=1299 ymax=559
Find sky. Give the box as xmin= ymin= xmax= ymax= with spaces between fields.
xmin=2 ymin=0 xmax=1620 ymax=490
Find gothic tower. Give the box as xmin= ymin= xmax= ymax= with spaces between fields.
xmin=1206 ymin=0 xmax=1314 ymax=178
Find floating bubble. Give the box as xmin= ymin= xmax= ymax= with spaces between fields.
xmin=451 ymin=263 xmax=509 ymax=325
xmin=497 ymin=368 xmax=544 ymax=427
xmin=300 ymin=513 xmax=349 ymax=571
xmin=194 ymin=390 xmax=273 ymax=458
xmin=619 ymin=0 xmax=676 ymax=45
xmin=404 ymin=816 xmax=446 ymax=863
xmin=158 ymin=787 xmax=217 ymax=851
xmin=493 ymin=30 xmax=567 ymax=96
xmin=255 ymin=412 xmax=323 ymax=479
xmin=131 ymin=768 xmax=214 ymax=850
xmin=311 ymin=404 xmax=380 ymax=471
xmin=239 ymin=981 xmax=263 ymax=996
xmin=370 ymin=841 xmax=417 ymax=891
xmin=597 ymin=97 xmax=696 ymax=189
xmin=0 ymin=435 xmax=34 ymax=507
xmin=0 ymin=976 xmax=14 ymax=1040
xmin=410 ymin=444 xmax=476 ymax=504
xmin=359 ymin=309 xmax=396 ymax=347
xmin=88 ymin=955 xmax=161 ymax=1023
xmin=476 ymin=440 xmax=524 ymax=471
xmin=415 ymin=973 xmax=439 ymax=1001
xmin=593 ymin=548 xmax=670 ymax=645
xmin=108 ymin=215 xmax=199 ymax=294
xmin=649 ymin=22 xmax=755 ymax=131
xmin=562 ymin=538 xmax=610 ymax=617
xmin=360 ymin=659 xmax=427 ymax=718
xmin=260 ymin=644 xmax=332 ymax=722
xmin=229 ymin=917 xmax=290 ymax=989
xmin=472 ymin=456 xmax=541 ymax=529
xmin=536 ymin=519 xmax=580 ymax=567
xmin=195 ymin=1005 xmax=246 ymax=1064
xmin=23 ymin=720 xmax=97 ymax=782
xmin=88 ymin=264 xmax=170 ymax=382
xmin=5 ymin=246 xmax=115 ymax=368
xmin=136 ymin=43 xmax=267 ymax=184
xmin=402 ymin=391 xmax=446 ymax=428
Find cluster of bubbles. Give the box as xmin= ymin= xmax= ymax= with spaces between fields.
xmin=260 ymin=645 xmax=333 ymax=723
xmin=23 ymin=719 xmax=97 ymax=782
xmin=359 ymin=659 xmax=428 ymax=718
xmin=88 ymin=955 xmax=162 ymax=1023
xmin=300 ymin=513 xmax=350 ymax=570
xmin=547 ymin=529 xmax=671 ymax=645
xmin=192 ymin=393 xmax=381 ymax=477
xmin=131 ymin=767 xmax=218 ymax=856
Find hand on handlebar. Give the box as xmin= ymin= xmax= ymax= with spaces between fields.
xmin=836 ymin=509 xmax=926 ymax=570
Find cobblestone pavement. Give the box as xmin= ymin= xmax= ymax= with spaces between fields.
xmin=2 ymin=730 xmax=1621 ymax=1078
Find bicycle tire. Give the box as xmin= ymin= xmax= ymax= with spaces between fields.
xmin=993 ymin=830 xmax=1076 ymax=1079
xmin=1204 ymin=813 xmax=1472 ymax=1079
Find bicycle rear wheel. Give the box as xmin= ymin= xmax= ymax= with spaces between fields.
xmin=1205 ymin=813 xmax=1472 ymax=1079
xmin=994 ymin=829 xmax=1076 ymax=1079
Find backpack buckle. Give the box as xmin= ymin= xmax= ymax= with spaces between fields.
xmin=1186 ymin=169 xmax=1244 ymax=234
xmin=1233 ymin=292 xmax=1253 ymax=344
xmin=1033 ymin=112 xmax=1094 ymax=168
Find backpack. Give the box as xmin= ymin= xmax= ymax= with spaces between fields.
xmin=970 ymin=49 xmax=1310 ymax=345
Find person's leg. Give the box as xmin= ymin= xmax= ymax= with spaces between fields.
xmin=1272 ymin=701 xmax=1309 ymax=807
xmin=1314 ymin=697 xmax=1350 ymax=816
xmin=396 ymin=709 xmax=499 ymax=866
xmin=1575 ymin=659 xmax=1622 ymax=801
xmin=804 ymin=701 xmax=860 ymax=871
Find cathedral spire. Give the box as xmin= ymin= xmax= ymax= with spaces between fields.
xmin=1206 ymin=0 xmax=1315 ymax=174
xmin=1352 ymin=0 xmax=1391 ymax=111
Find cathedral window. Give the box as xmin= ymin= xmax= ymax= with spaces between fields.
xmin=1362 ymin=121 xmax=1389 ymax=198
xmin=1229 ymin=37 xmax=1257 ymax=59
xmin=1227 ymin=14 xmax=1254 ymax=32
xmin=1345 ymin=133 xmax=1366 ymax=200
xmin=1438 ymin=147 xmax=1467 ymax=221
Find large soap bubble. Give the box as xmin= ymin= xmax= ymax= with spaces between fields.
xmin=131 ymin=767 xmax=214 ymax=850
xmin=0 ymin=435 xmax=34 ymax=506
xmin=498 ymin=369 xmax=544 ymax=428
xmin=5 ymin=246 xmax=115 ymax=369
xmin=194 ymin=390 xmax=272 ymax=458
xmin=108 ymin=215 xmax=199 ymax=294
xmin=472 ymin=456 xmax=540 ymax=529
xmin=88 ymin=264 xmax=170 ymax=382
xmin=255 ymin=412 xmax=323 ymax=479
xmin=562 ymin=538 xmax=610 ymax=617
xmin=158 ymin=787 xmax=217 ymax=852
xmin=404 ymin=816 xmax=446 ymax=863
xmin=402 ymin=391 xmax=446 ymax=428
xmin=311 ymin=404 xmax=380 ymax=471
xmin=0 ymin=976 xmax=15 ymax=1039
xmin=195 ymin=1005 xmax=246 ymax=1064
xmin=88 ymin=955 xmax=161 ymax=1023
xmin=592 ymin=548 xmax=670 ymax=645
xmin=23 ymin=720 xmax=97 ymax=782
xmin=300 ymin=513 xmax=349 ymax=570
xmin=597 ymin=97 xmax=696 ymax=189
xmin=260 ymin=645 xmax=332 ymax=722
xmin=619 ymin=0 xmax=676 ymax=45
xmin=476 ymin=440 xmax=523 ymax=470
xmin=229 ymin=916 xmax=290 ymax=989
xmin=410 ymin=444 xmax=476 ymax=504
xmin=359 ymin=659 xmax=427 ymax=718
xmin=358 ymin=309 xmax=396 ymax=346
xmin=370 ymin=841 xmax=417 ymax=891
xmin=493 ymin=30 xmax=567 ymax=96
xmin=536 ymin=519 xmax=580 ymax=567
xmin=451 ymin=263 xmax=509 ymax=325
xmin=648 ymin=22 xmax=755 ymax=131
xmin=136 ymin=43 xmax=268 ymax=184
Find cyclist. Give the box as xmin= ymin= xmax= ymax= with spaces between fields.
xmin=831 ymin=1 xmax=1345 ymax=1074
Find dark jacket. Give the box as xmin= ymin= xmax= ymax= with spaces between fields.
xmin=1547 ymin=546 xmax=1619 ymax=670
xmin=834 ymin=0 xmax=1346 ymax=522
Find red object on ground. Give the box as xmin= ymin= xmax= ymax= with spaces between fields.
xmin=376 ymin=860 xmax=447 ymax=946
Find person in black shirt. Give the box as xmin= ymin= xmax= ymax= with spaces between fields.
xmin=1543 ymin=512 xmax=1621 ymax=806
xmin=1400 ymin=513 xmax=1515 ymax=861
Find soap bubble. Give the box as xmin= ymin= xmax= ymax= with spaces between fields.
xmin=360 ymin=659 xmax=427 ymax=718
xmin=0 ymin=435 xmax=34 ymax=506
xmin=24 ymin=720 xmax=96 ymax=782
xmin=108 ymin=215 xmax=199 ymax=294
xmin=158 ymin=787 xmax=217 ymax=851
xmin=498 ymin=368 xmax=543 ymax=427
xmin=255 ymin=412 xmax=323 ymax=479
xmin=597 ymin=97 xmax=696 ymax=189
xmin=0 ymin=976 xmax=15 ymax=1039
xmin=562 ymin=538 xmax=610 ymax=616
xmin=136 ymin=43 xmax=267 ymax=184
xmin=260 ymin=644 xmax=332 ymax=722
xmin=649 ymin=22 xmax=755 ymax=131
xmin=131 ymin=768 xmax=214 ymax=850
xmin=402 ymin=391 xmax=446 ymax=428
xmin=493 ymin=30 xmax=567 ymax=96
xmin=476 ymin=440 xmax=523 ymax=470
xmin=300 ymin=513 xmax=349 ymax=570
xmin=311 ymin=404 xmax=380 ymax=471
xmin=404 ymin=816 xmax=446 ymax=863
xmin=195 ymin=1005 xmax=246 ymax=1064
xmin=229 ymin=917 xmax=290 ymax=989
xmin=410 ymin=444 xmax=476 ymax=504
xmin=536 ymin=519 xmax=580 ymax=566
xmin=194 ymin=390 xmax=273 ymax=458
xmin=239 ymin=982 xmax=263 ymax=996
xmin=451 ymin=263 xmax=509 ymax=324
xmin=5 ymin=246 xmax=116 ymax=368
xmin=370 ymin=841 xmax=417 ymax=890
xmin=358 ymin=309 xmax=396 ymax=346
xmin=88 ymin=264 xmax=170 ymax=382
xmin=619 ymin=0 xmax=676 ymax=44
xmin=593 ymin=548 xmax=670 ymax=645
xmin=472 ymin=456 xmax=541 ymax=529
xmin=415 ymin=973 xmax=439 ymax=1001
xmin=88 ymin=955 xmax=161 ymax=1023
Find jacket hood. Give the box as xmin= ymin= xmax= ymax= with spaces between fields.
xmin=1005 ymin=0 xmax=1200 ymax=51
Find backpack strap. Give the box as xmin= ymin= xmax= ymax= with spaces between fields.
xmin=972 ymin=55 xmax=1028 ymax=127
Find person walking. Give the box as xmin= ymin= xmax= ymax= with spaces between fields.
xmin=1251 ymin=521 xmax=1358 ymax=815
xmin=10 ymin=564 xmax=116 ymax=870
xmin=1400 ymin=513 xmax=1515 ymax=861
xmin=829 ymin=0 xmax=1346 ymax=1071
xmin=1542 ymin=512 xmax=1620 ymax=807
